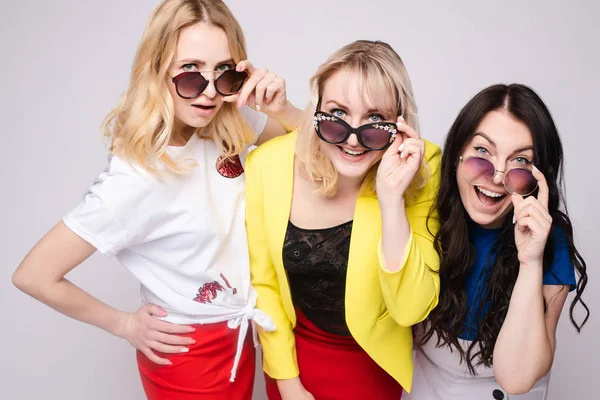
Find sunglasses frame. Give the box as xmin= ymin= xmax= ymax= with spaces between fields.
xmin=171 ymin=69 xmax=248 ymax=99
xmin=313 ymin=111 xmax=398 ymax=151
xmin=459 ymin=155 xmax=538 ymax=196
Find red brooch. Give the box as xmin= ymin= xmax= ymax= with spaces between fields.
xmin=216 ymin=155 xmax=244 ymax=178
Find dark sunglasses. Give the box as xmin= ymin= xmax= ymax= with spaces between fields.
xmin=313 ymin=111 xmax=398 ymax=151
xmin=171 ymin=69 xmax=248 ymax=99
xmin=459 ymin=156 xmax=538 ymax=196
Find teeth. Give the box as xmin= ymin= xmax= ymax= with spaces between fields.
xmin=476 ymin=186 xmax=504 ymax=198
xmin=341 ymin=148 xmax=365 ymax=156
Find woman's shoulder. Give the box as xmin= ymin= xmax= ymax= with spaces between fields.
xmin=88 ymin=153 xmax=159 ymax=204
xmin=247 ymin=130 xmax=297 ymax=167
xmin=423 ymin=139 xmax=442 ymax=166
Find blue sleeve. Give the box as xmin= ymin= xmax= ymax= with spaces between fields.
xmin=543 ymin=227 xmax=576 ymax=291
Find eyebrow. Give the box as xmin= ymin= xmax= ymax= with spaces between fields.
xmin=511 ymin=145 xmax=534 ymax=154
xmin=175 ymin=58 xmax=234 ymax=67
xmin=473 ymin=132 xmax=534 ymax=155
xmin=324 ymin=100 xmax=385 ymax=115
xmin=325 ymin=100 xmax=348 ymax=109
xmin=473 ymin=132 xmax=496 ymax=147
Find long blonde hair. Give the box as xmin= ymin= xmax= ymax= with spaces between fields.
xmin=296 ymin=40 xmax=428 ymax=197
xmin=102 ymin=0 xmax=254 ymax=175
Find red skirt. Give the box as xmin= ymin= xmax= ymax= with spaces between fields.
xmin=265 ymin=308 xmax=402 ymax=400
xmin=137 ymin=321 xmax=255 ymax=400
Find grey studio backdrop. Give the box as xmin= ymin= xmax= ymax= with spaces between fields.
xmin=1 ymin=0 xmax=598 ymax=399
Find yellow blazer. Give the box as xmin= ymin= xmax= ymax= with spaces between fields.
xmin=245 ymin=131 xmax=441 ymax=392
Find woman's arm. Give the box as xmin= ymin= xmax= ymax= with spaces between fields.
xmin=494 ymin=269 xmax=568 ymax=394
xmin=222 ymin=60 xmax=303 ymax=144
xmin=12 ymin=222 xmax=195 ymax=365
xmin=494 ymin=166 xmax=564 ymax=394
xmin=245 ymin=148 xmax=316 ymax=399
xmin=377 ymin=139 xmax=442 ymax=327
xmin=257 ymin=102 xmax=303 ymax=145
xmin=245 ymin=149 xmax=300 ymax=380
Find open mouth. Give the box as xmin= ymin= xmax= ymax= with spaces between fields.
xmin=192 ymin=104 xmax=216 ymax=110
xmin=475 ymin=186 xmax=506 ymax=206
xmin=338 ymin=146 xmax=368 ymax=157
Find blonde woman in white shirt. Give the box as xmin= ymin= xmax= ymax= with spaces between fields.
xmin=12 ymin=1 xmax=301 ymax=399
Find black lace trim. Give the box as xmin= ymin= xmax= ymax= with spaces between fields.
xmin=283 ymin=220 xmax=353 ymax=336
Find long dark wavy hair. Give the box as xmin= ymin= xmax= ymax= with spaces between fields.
xmin=420 ymin=83 xmax=589 ymax=374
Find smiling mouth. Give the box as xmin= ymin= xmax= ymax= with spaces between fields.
xmin=475 ymin=186 xmax=507 ymax=206
xmin=338 ymin=146 xmax=368 ymax=156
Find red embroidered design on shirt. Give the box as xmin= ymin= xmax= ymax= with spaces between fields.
xmin=193 ymin=281 xmax=224 ymax=304
xmin=216 ymin=155 xmax=244 ymax=178
xmin=220 ymin=273 xmax=237 ymax=295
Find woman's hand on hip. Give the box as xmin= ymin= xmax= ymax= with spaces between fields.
xmin=115 ymin=304 xmax=197 ymax=365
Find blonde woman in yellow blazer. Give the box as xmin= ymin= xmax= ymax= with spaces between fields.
xmin=246 ymin=40 xmax=441 ymax=400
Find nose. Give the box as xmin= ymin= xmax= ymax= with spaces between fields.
xmin=492 ymin=169 xmax=505 ymax=185
xmin=203 ymin=77 xmax=217 ymax=99
xmin=346 ymin=133 xmax=359 ymax=147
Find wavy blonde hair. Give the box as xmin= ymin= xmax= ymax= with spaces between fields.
xmin=102 ymin=0 xmax=254 ymax=175
xmin=296 ymin=40 xmax=428 ymax=197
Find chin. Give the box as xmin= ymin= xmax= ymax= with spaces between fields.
xmin=326 ymin=148 xmax=381 ymax=181
xmin=465 ymin=201 xmax=513 ymax=229
xmin=178 ymin=104 xmax=223 ymax=129
xmin=468 ymin=212 xmax=506 ymax=229
xmin=188 ymin=116 xmax=215 ymax=129
xmin=332 ymin=158 xmax=375 ymax=180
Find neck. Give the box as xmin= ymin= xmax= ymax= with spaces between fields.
xmin=170 ymin=119 xmax=195 ymax=146
xmin=335 ymin=174 xmax=364 ymax=198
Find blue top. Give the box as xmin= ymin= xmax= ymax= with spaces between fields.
xmin=460 ymin=223 xmax=576 ymax=341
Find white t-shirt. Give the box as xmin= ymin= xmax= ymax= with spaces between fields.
xmin=63 ymin=106 xmax=274 ymax=381
xmin=405 ymin=329 xmax=550 ymax=400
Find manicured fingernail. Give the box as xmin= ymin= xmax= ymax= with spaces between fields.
xmin=512 ymin=214 xmax=515 ymax=224
xmin=400 ymin=115 xmax=405 ymax=121
xmin=180 ymin=348 xmax=189 ymax=353
xmin=188 ymin=339 xmax=196 ymax=344
xmin=398 ymin=143 xmax=404 ymax=152
xmin=188 ymin=327 xmax=196 ymax=332
xmin=256 ymin=104 xmax=261 ymax=111
xmin=400 ymin=151 xmax=405 ymax=159
xmin=165 ymin=360 xmax=173 ymax=365
xmin=533 ymin=165 xmax=539 ymax=173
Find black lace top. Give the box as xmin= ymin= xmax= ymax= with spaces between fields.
xmin=282 ymin=219 xmax=353 ymax=336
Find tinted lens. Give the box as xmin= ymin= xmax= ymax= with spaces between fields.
xmin=505 ymin=168 xmax=538 ymax=195
xmin=318 ymin=120 xmax=349 ymax=143
xmin=462 ymin=157 xmax=495 ymax=184
xmin=176 ymin=73 xmax=209 ymax=98
xmin=215 ymin=70 xmax=247 ymax=96
xmin=360 ymin=127 xmax=393 ymax=149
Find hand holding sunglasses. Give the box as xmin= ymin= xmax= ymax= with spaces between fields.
xmin=376 ymin=116 xmax=427 ymax=204
xmin=221 ymin=60 xmax=288 ymax=114
xmin=511 ymin=166 xmax=552 ymax=267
